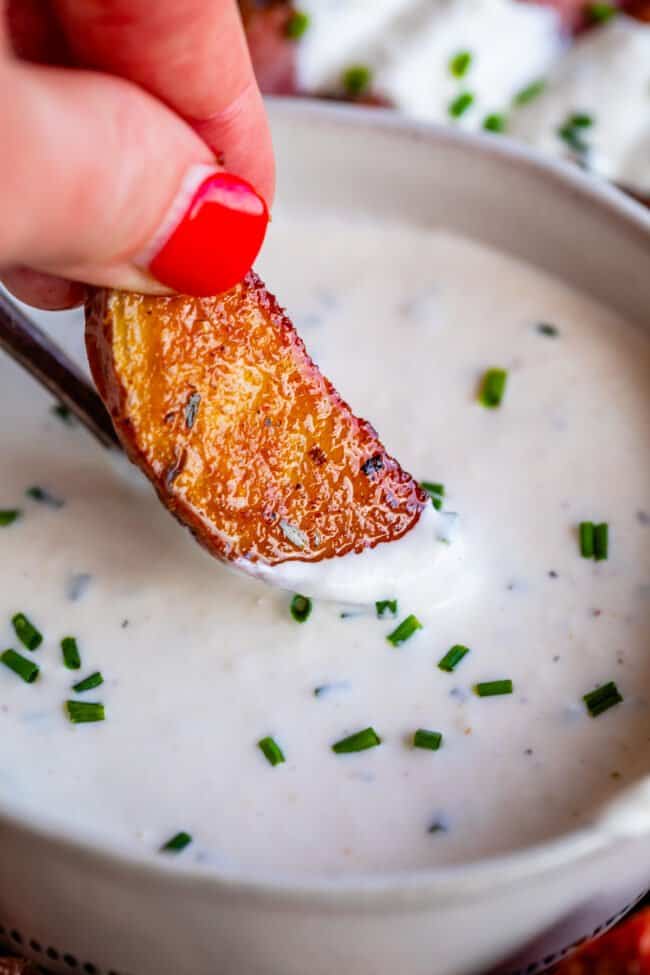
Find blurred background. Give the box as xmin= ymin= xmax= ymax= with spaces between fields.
xmin=240 ymin=0 xmax=649 ymax=202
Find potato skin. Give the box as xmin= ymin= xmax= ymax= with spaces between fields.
xmin=85 ymin=274 xmax=425 ymax=567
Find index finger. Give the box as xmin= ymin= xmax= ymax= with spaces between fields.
xmin=51 ymin=0 xmax=275 ymax=205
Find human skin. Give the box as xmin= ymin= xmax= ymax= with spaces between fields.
xmin=0 ymin=0 xmax=275 ymax=309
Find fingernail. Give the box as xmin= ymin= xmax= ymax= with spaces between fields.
xmin=138 ymin=164 xmax=269 ymax=297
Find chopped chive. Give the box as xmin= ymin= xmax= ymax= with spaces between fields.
xmin=421 ymin=482 xmax=445 ymax=510
xmin=586 ymin=1 xmax=617 ymax=21
xmin=479 ymin=368 xmax=508 ymax=408
xmin=413 ymin=729 xmax=443 ymax=751
xmin=73 ymin=671 xmax=103 ymax=693
xmin=342 ymin=64 xmax=373 ymax=97
xmin=258 ymin=736 xmax=285 ymax=766
xmin=65 ymin=700 xmax=105 ymax=723
xmin=51 ymin=403 xmax=74 ymax=424
xmin=483 ymin=113 xmax=507 ymax=133
xmin=579 ymin=521 xmax=595 ymax=558
xmin=449 ymin=50 xmax=472 ymax=79
xmin=557 ymin=114 xmax=592 ymax=155
xmin=290 ymin=594 xmax=312 ymax=623
xmin=12 ymin=613 xmax=42 ymax=651
xmin=0 ymin=509 xmax=21 ymax=526
xmin=474 ymin=679 xmax=513 ymax=697
xmin=449 ymin=91 xmax=474 ymax=118
xmin=1 ymin=649 xmax=39 ymax=684
xmin=161 ymin=831 xmax=192 ymax=853
xmin=513 ymin=78 xmax=545 ymax=106
xmin=594 ymin=523 xmax=609 ymax=561
xmin=438 ymin=644 xmax=470 ymax=673
xmin=286 ymin=10 xmax=310 ymax=39
xmin=536 ymin=321 xmax=559 ymax=337
xmin=569 ymin=112 xmax=594 ymax=129
xmin=387 ymin=614 xmax=422 ymax=647
xmin=332 ymin=727 xmax=381 ymax=754
xmin=557 ymin=122 xmax=587 ymax=154
xmin=376 ymin=599 xmax=398 ymax=619
xmin=26 ymin=485 xmax=64 ymax=509
xmin=583 ymin=681 xmax=622 ymax=717
xmin=61 ymin=636 xmax=81 ymax=670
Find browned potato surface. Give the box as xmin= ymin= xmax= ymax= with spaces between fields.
xmin=86 ymin=274 xmax=425 ymax=568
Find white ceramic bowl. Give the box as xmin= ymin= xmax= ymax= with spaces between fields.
xmin=1 ymin=99 xmax=650 ymax=975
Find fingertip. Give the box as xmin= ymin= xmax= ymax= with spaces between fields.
xmin=1 ymin=267 xmax=88 ymax=310
xmin=191 ymin=81 xmax=276 ymax=210
xmin=143 ymin=168 xmax=269 ymax=297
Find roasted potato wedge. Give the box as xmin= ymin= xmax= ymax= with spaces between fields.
xmin=85 ymin=274 xmax=425 ymax=568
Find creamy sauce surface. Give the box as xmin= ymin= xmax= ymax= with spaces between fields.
xmin=296 ymin=0 xmax=650 ymax=193
xmin=1 ymin=221 xmax=650 ymax=878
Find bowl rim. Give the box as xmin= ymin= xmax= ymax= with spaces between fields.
xmin=2 ymin=97 xmax=649 ymax=909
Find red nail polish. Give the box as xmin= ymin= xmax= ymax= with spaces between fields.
xmin=149 ymin=172 xmax=269 ymax=297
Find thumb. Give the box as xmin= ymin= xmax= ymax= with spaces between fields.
xmin=0 ymin=59 xmax=269 ymax=296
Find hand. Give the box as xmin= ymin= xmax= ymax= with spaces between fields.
xmin=0 ymin=0 xmax=275 ymax=309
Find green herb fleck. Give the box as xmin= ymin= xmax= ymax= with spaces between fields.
xmin=475 ymin=679 xmax=513 ymax=697
xmin=537 ymin=322 xmax=559 ymax=337
xmin=421 ymin=482 xmax=445 ymax=510
xmin=513 ymin=79 xmax=545 ymax=106
xmin=0 ymin=509 xmax=21 ymax=526
xmin=258 ymin=736 xmax=285 ymax=766
xmin=342 ymin=64 xmax=373 ymax=97
xmin=569 ymin=112 xmax=593 ymax=128
xmin=161 ymin=831 xmax=192 ymax=853
xmin=413 ymin=729 xmax=443 ymax=751
xmin=449 ymin=91 xmax=474 ymax=118
xmin=290 ymin=593 xmax=312 ymax=623
xmin=483 ymin=113 xmax=507 ymax=133
xmin=557 ymin=113 xmax=593 ymax=156
xmin=586 ymin=2 xmax=618 ymax=21
xmin=387 ymin=614 xmax=422 ymax=647
xmin=376 ymin=599 xmax=398 ymax=619
xmin=580 ymin=521 xmax=608 ymax=560
xmin=449 ymin=50 xmax=472 ymax=79
xmin=286 ymin=10 xmax=310 ymax=39
xmin=332 ymin=727 xmax=381 ymax=754
xmin=580 ymin=521 xmax=595 ymax=558
xmin=479 ymin=368 xmax=508 ymax=408
xmin=51 ymin=403 xmax=74 ymax=425
xmin=1 ymin=649 xmax=39 ymax=684
xmin=73 ymin=671 xmax=104 ymax=693
xmin=583 ymin=680 xmax=622 ymax=717
xmin=61 ymin=636 xmax=81 ymax=670
xmin=26 ymin=485 xmax=64 ymax=509
xmin=12 ymin=613 xmax=42 ymax=651
xmin=594 ymin=522 xmax=609 ymax=561
xmin=438 ymin=644 xmax=470 ymax=673
xmin=65 ymin=700 xmax=105 ymax=724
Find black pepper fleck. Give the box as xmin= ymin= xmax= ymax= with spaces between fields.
xmin=361 ymin=453 xmax=384 ymax=476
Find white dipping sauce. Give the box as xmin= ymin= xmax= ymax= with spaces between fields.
xmin=1 ymin=220 xmax=650 ymax=878
xmin=297 ymin=0 xmax=562 ymax=125
xmin=509 ymin=16 xmax=650 ymax=194
xmin=296 ymin=2 xmax=650 ymax=193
